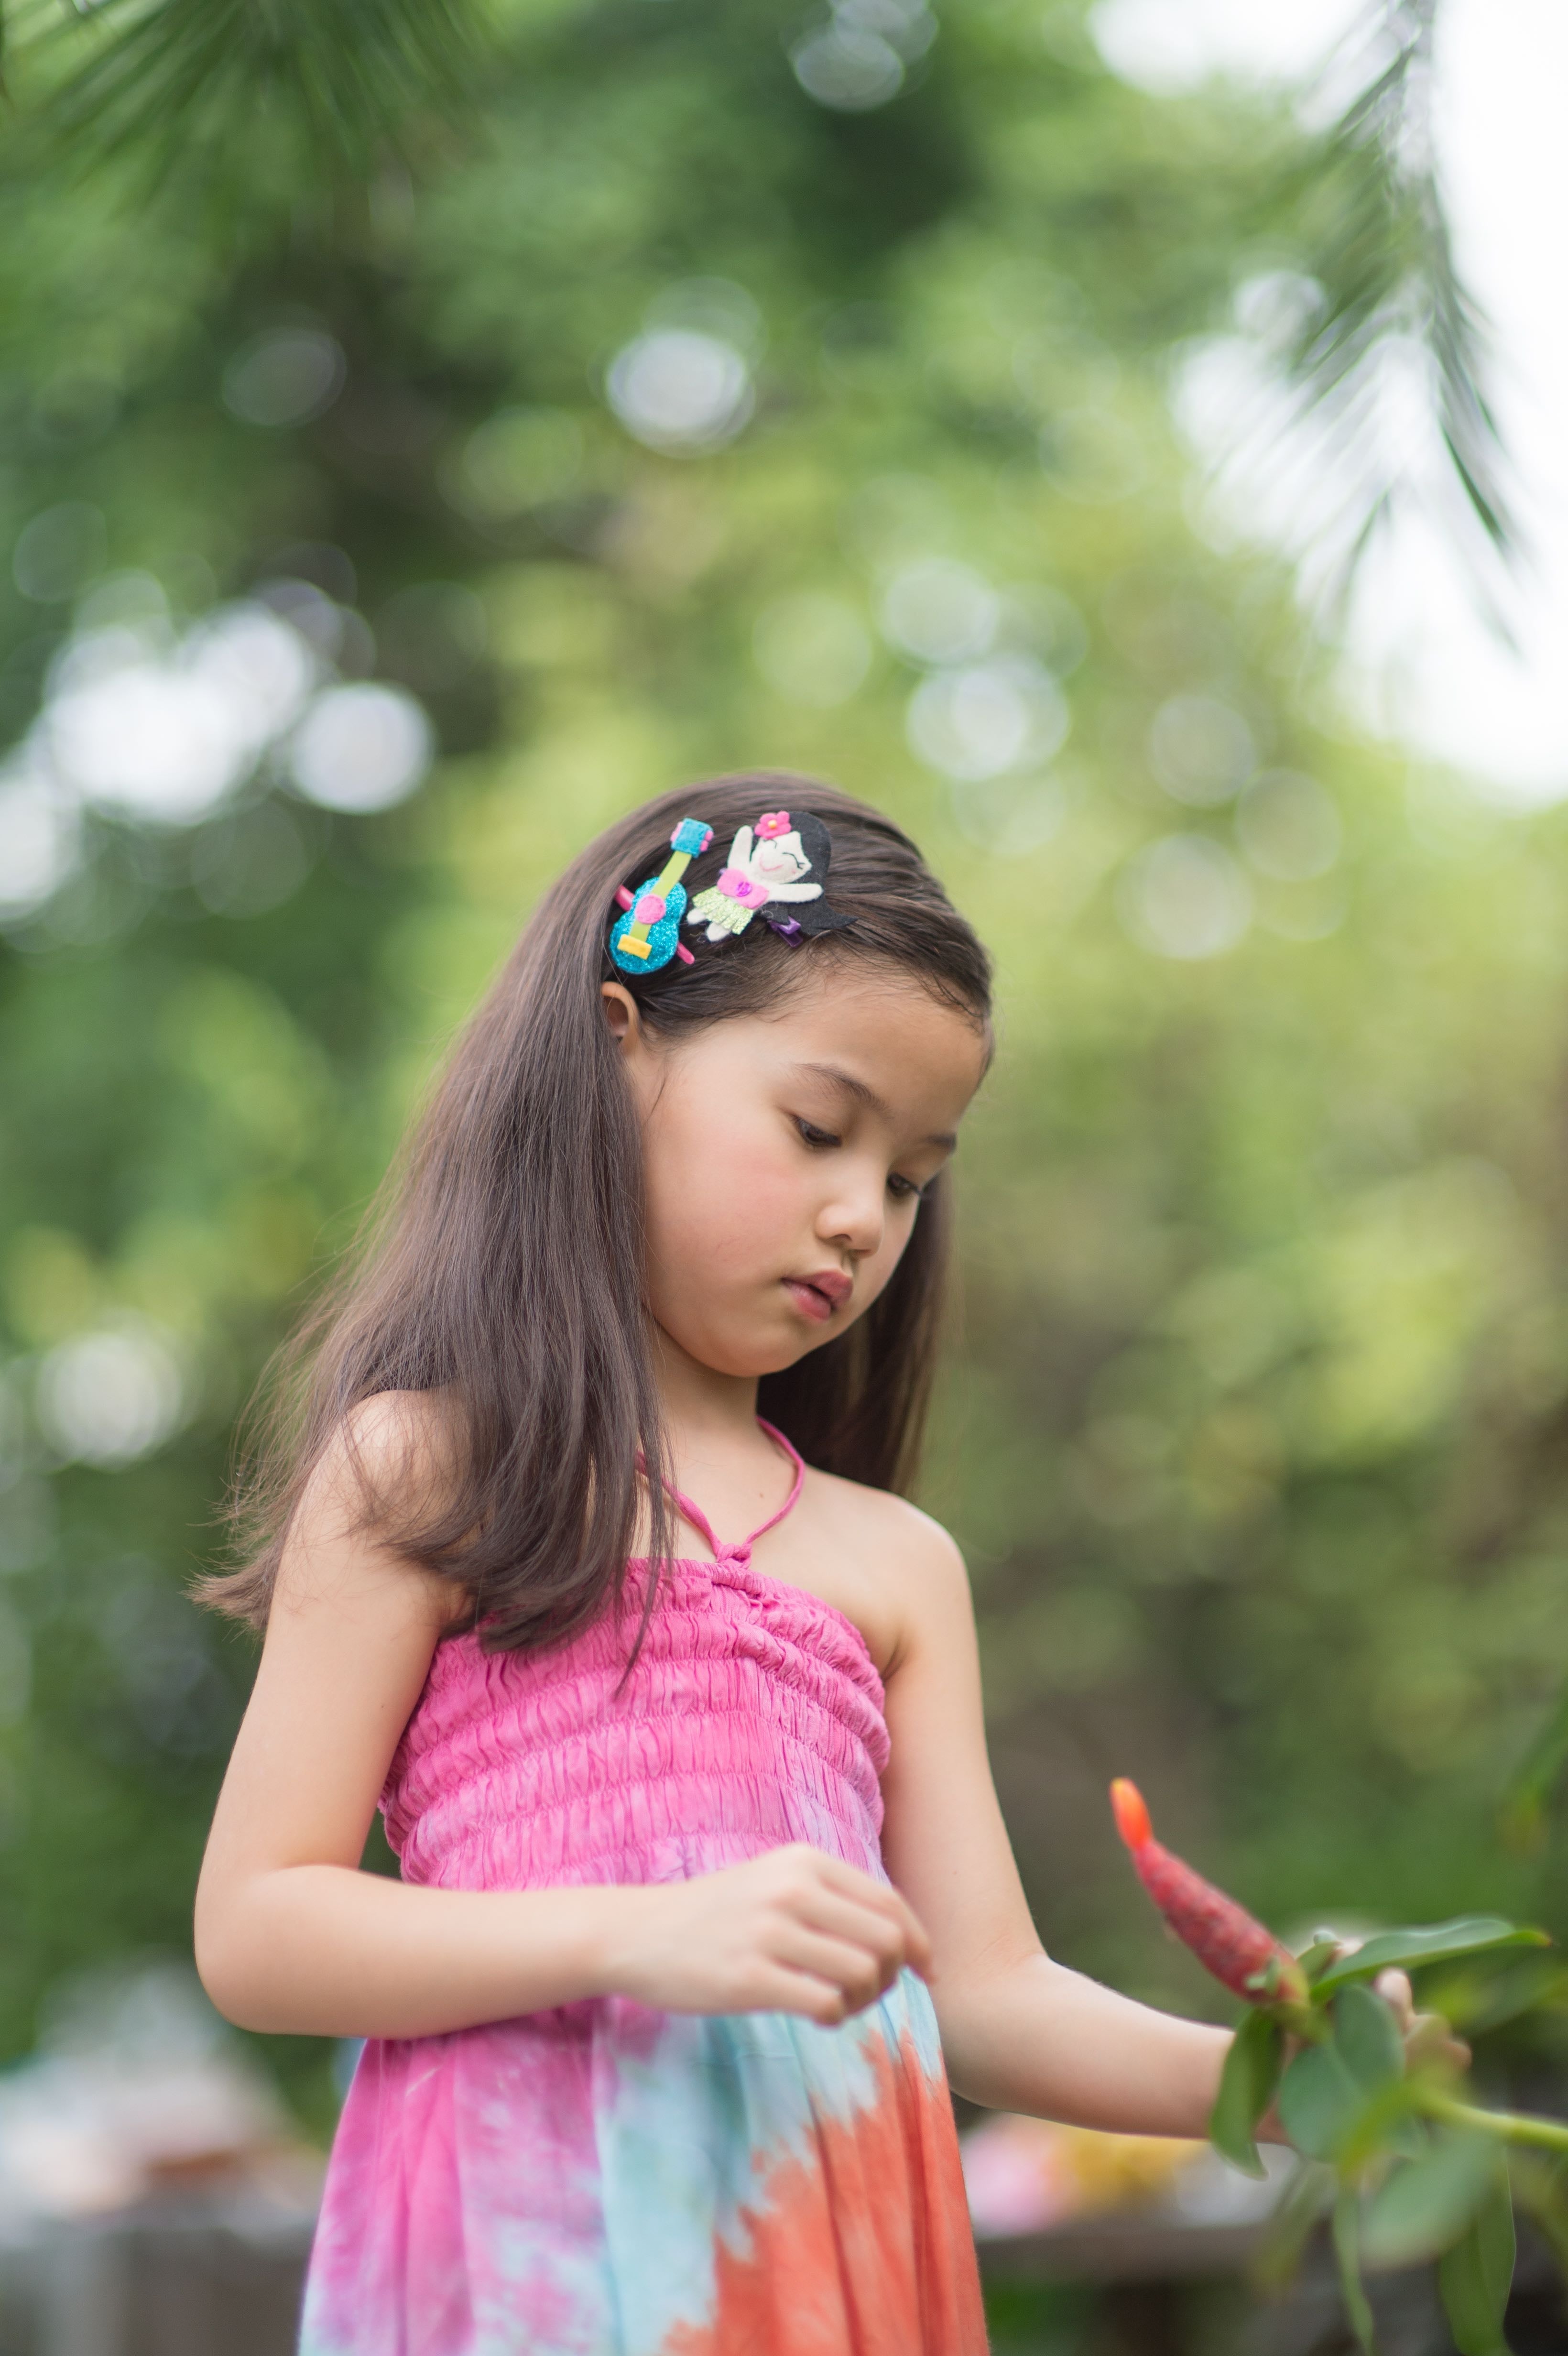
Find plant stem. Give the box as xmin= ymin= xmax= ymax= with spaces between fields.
xmin=1424 ymin=2091 xmax=1568 ymax=2155
xmin=1332 ymin=2187 xmax=1377 ymax=2356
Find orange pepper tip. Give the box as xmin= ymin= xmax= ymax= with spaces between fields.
xmin=1110 ymin=1778 xmax=1152 ymax=1851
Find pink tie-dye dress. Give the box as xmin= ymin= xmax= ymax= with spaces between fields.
xmin=296 ymin=1425 xmax=988 ymax=2356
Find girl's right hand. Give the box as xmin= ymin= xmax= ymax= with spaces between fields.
xmin=600 ymin=1845 xmax=933 ymax=2026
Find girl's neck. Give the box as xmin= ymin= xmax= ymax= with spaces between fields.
xmin=650 ymin=1326 xmax=771 ymax=1481
xmin=645 ymin=1329 xmax=795 ymax=1545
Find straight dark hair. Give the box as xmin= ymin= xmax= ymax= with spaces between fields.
xmin=200 ymin=773 xmax=992 ymax=1656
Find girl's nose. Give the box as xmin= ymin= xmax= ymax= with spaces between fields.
xmin=817 ymin=1166 xmax=885 ymax=1260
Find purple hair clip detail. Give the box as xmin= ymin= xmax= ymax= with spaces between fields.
xmin=609 ymin=817 xmax=714 ymax=973
xmin=685 ymin=810 xmax=853 ymax=947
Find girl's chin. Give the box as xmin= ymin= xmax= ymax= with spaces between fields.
xmin=655 ymin=1319 xmax=826 ymax=1382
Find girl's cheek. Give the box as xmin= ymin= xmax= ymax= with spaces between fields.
xmin=645 ymin=1091 xmax=817 ymax=1273
xmin=648 ymin=1130 xmax=796 ymax=1267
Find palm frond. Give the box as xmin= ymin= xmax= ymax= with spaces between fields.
xmin=1282 ymin=0 xmax=1518 ymax=623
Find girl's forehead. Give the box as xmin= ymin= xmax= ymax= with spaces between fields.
xmin=688 ymin=970 xmax=989 ymax=1104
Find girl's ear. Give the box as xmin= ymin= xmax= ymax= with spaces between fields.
xmin=600 ymin=982 xmax=641 ymax=1046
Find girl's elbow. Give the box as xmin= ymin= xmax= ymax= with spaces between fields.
xmin=193 ymin=1894 xmax=271 ymax=2031
xmin=193 ymin=1925 xmax=243 ymax=2026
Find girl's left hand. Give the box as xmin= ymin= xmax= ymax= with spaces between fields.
xmin=1262 ymin=1964 xmax=1471 ymax=2142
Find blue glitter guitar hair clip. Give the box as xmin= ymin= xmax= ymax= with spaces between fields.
xmin=608 ymin=817 xmax=715 ymax=973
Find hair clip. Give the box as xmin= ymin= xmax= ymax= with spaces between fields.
xmin=609 ymin=817 xmax=715 ymax=973
xmin=686 ymin=809 xmax=853 ymax=947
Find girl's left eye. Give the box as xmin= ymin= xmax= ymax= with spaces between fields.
xmin=887 ymin=1173 xmax=924 ymax=1202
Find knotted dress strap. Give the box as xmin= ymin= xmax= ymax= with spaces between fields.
xmin=658 ymin=1418 xmax=806 ymax=1566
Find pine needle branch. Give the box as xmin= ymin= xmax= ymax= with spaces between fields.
xmin=17 ymin=0 xmax=493 ymax=195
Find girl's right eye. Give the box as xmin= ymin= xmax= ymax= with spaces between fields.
xmin=795 ymin=1118 xmax=840 ymax=1150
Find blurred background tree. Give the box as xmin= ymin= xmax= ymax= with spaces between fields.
xmin=1 ymin=0 xmax=1566 ymax=2178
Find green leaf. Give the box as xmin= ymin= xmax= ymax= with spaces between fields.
xmin=1437 ymin=2166 xmax=1515 ymax=2356
xmin=1333 ymin=1981 xmax=1405 ymax=2092
xmin=1210 ymin=2008 xmax=1283 ymax=2179
xmin=1333 ymin=2187 xmax=1377 ymax=2356
xmin=1314 ymin=1921 xmax=1548 ymax=1994
xmin=1278 ymin=2040 xmax=1367 ymax=2161
xmin=1256 ymin=2161 xmax=1337 ymax=2293
xmin=1362 ymin=2132 xmax=1499 ymax=2268
xmin=1297 ymin=1936 xmax=1344 ymax=1986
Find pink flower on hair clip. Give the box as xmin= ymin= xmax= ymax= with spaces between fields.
xmin=755 ymin=810 xmax=792 ymax=840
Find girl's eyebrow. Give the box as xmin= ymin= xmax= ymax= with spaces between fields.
xmin=792 ymin=1061 xmax=959 ymax=1152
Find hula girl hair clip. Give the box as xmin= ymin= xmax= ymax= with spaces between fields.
xmin=686 ymin=810 xmax=853 ymax=946
xmin=609 ymin=817 xmax=715 ymax=973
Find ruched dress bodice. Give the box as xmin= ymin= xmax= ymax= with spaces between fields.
xmin=382 ymin=1550 xmax=891 ymax=1898
xmin=298 ymin=1429 xmax=988 ymax=2356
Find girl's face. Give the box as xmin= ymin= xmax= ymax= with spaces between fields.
xmin=605 ymin=966 xmax=988 ymax=1379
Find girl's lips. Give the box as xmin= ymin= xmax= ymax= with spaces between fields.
xmin=783 ymin=1271 xmax=851 ymax=1323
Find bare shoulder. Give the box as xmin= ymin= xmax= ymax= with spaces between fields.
xmin=273 ymin=1387 xmax=463 ymax=1634
xmin=803 ymin=1467 xmax=964 ymax=1577
xmin=793 ymin=1468 xmax=973 ymax=1677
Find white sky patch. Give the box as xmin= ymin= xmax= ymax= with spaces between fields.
xmin=1094 ymin=0 xmax=1568 ymax=805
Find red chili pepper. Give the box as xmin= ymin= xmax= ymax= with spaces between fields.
xmin=1111 ymin=1779 xmax=1307 ymax=2006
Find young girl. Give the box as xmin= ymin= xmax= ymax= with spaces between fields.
xmin=194 ymin=776 xmax=1319 ymax=2353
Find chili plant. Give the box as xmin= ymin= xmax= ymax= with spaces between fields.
xmin=1111 ymin=1778 xmax=1568 ymax=2355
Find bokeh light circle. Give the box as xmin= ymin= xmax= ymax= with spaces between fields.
xmin=880 ymin=559 xmax=999 ymax=666
xmin=1148 ymin=693 xmax=1256 ymax=806
xmin=289 ymin=683 xmax=434 ymax=812
xmin=0 ymin=767 xmax=80 ymax=920
xmin=44 ymin=602 xmax=318 ymax=826
xmin=223 ymin=329 xmax=346 ymax=428
xmin=605 ymin=331 xmax=754 ymax=453
xmin=1236 ymin=769 xmax=1343 ymax=880
xmin=48 ymin=649 xmax=248 ymax=826
xmin=12 ymin=504 xmax=107 ymax=604
xmin=906 ymin=657 xmax=1069 ymax=781
xmin=183 ymin=604 xmax=317 ymax=751
xmin=791 ymin=25 xmax=905 ymax=110
xmin=1119 ymin=833 xmax=1253 ymax=960
xmin=36 ymin=1322 xmax=185 ymax=1468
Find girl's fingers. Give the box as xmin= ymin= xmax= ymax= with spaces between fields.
xmin=1373 ymin=1967 xmax=1414 ymax=2030
xmin=747 ymin=1966 xmax=860 ymax=2026
xmin=894 ymin=1903 xmax=933 ymax=1976
xmin=773 ymin=1926 xmax=901 ymax=2007
xmin=793 ymin=1890 xmax=926 ymax=1977
xmin=811 ymin=1863 xmax=932 ymax=1974
xmin=1407 ymin=2008 xmax=1471 ymax=2072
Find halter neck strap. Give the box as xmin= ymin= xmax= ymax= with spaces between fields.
xmin=659 ymin=1418 xmax=805 ymax=1566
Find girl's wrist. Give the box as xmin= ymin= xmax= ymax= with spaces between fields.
xmin=566 ymin=1881 xmax=653 ymax=2006
xmin=479 ymin=1882 xmax=645 ymax=2015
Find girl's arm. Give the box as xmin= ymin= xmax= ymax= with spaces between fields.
xmin=195 ymin=1401 xmax=929 ymax=2041
xmin=877 ymin=1513 xmax=1231 ymax=2139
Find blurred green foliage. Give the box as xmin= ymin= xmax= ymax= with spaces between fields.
xmin=1 ymin=0 xmax=1566 ymax=2156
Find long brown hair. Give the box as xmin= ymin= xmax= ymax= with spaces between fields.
xmin=200 ymin=774 xmax=992 ymax=1654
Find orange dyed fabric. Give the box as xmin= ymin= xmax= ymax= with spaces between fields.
xmin=664 ymin=2028 xmax=988 ymax=2356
